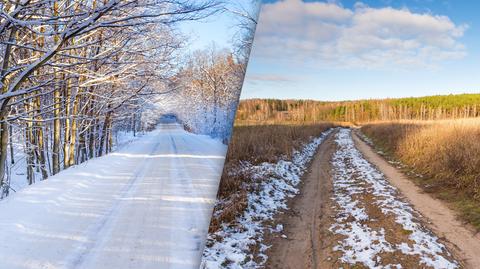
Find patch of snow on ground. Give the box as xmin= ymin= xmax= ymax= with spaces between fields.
xmin=330 ymin=128 xmax=458 ymax=269
xmin=113 ymin=130 xmax=144 ymax=151
xmin=201 ymin=129 xmax=333 ymax=269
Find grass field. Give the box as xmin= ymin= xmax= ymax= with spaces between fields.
xmin=361 ymin=118 xmax=480 ymax=230
xmin=225 ymin=123 xmax=335 ymax=164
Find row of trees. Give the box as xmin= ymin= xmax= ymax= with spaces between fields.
xmin=168 ymin=48 xmax=245 ymax=142
xmin=0 ymin=0 xmax=239 ymax=197
xmin=237 ymin=94 xmax=480 ymax=124
xmin=161 ymin=0 xmax=259 ymax=142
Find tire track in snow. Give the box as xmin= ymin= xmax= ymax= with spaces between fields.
xmin=329 ymin=128 xmax=458 ymax=269
xmin=167 ymin=132 xmax=225 ymax=266
xmin=67 ymin=135 xmax=164 ymax=269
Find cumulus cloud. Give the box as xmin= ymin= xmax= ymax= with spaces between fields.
xmin=252 ymin=0 xmax=468 ymax=68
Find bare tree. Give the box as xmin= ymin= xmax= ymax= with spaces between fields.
xmin=0 ymin=0 xmax=221 ymax=195
xmin=164 ymin=46 xmax=244 ymax=142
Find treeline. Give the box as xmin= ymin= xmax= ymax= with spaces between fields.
xmin=236 ymin=94 xmax=480 ymax=124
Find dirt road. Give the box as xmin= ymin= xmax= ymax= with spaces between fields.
xmin=265 ymin=132 xmax=336 ymax=269
xmin=264 ymin=128 xmax=473 ymax=269
xmin=352 ymin=130 xmax=480 ymax=269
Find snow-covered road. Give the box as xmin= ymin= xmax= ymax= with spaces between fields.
xmin=0 ymin=122 xmax=227 ymax=269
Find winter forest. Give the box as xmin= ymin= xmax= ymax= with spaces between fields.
xmin=0 ymin=0 xmax=258 ymax=198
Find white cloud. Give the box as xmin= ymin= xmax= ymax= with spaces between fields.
xmin=252 ymin=0 xmax=468 ymax=69
xmin=246 ymin=74 xmax=294 ymax=83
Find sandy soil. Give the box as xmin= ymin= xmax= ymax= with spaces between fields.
xmin=352 ymin=130 xmax=480 ymax=269
xmin=264 ymin=132 xmax=337 ymax=269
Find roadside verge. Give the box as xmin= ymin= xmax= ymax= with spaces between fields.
xmin=352 ymin=130 xmax=480 ymax=269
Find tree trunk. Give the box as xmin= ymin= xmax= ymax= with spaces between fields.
xmin=78 ymin=130 xmax=87 ymax=164
xmin=52 ymin=88 xmax=61 ymax=175
xmin=98 ymin=108 xmax=111 ymax=157
xmin=63 ymin=81 xmax=71 ymax=169
xmin=9 ymin=125 xmax=14 ymax=165
xmin=0 ymin=25 xmax=17 ymax=190
xmin=34 ymin=96 xmax=48 ymax=180
xmin=25 ymin=116 xmax=35 ymax=185
xmin=68 ymin=91 xmax=80 ymax=167
xmin=0 ymin=120 xmax=9 ymax=190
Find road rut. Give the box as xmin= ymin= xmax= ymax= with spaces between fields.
xmin=264 ymin=128 xmax=471 ymax=269
xmin=265 ymin=132 xmax=336 ymax=269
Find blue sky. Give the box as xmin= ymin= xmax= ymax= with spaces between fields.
xmin=180 ymin=12 xmax=232 ymax=52
xmin=179 ymin=1 xmax=260 ymax=53
xmin=241 ymin=0 xmax=480 ymax=101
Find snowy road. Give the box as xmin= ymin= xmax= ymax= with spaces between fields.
xmin=0 ymin=122 xmax=227 ymax=269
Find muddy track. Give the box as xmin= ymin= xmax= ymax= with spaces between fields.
xmin=264 ymin=131 xmax=336 ymax=269
xmin=264 ymin=128 xmax=478 ymax=269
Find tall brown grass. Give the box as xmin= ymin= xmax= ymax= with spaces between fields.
xmin=209 ymin=123 xmax=334 ymax=232
xmin=361 ymin=118 xmax=480 ymax=229
xmin=226 ymin=123 xmax=335 ymax=164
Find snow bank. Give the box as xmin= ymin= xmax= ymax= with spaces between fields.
xmin=113 ymin=130 xmax=143 ymax=151
xmin=201 ymin=129 xmax=333 ymax=269
xmin=330 ymin=128 xmax=458 ymax=269
xmin=3 ymin=128 xmax=143 ymax=199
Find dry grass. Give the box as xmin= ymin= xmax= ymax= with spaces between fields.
xmin=209 ymin=123 xmax=334 ymax=232
xmin=361 ymin=118 xmax=480 ymax=229
xmin=226 ymin=123 xmax=334 ymax=164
